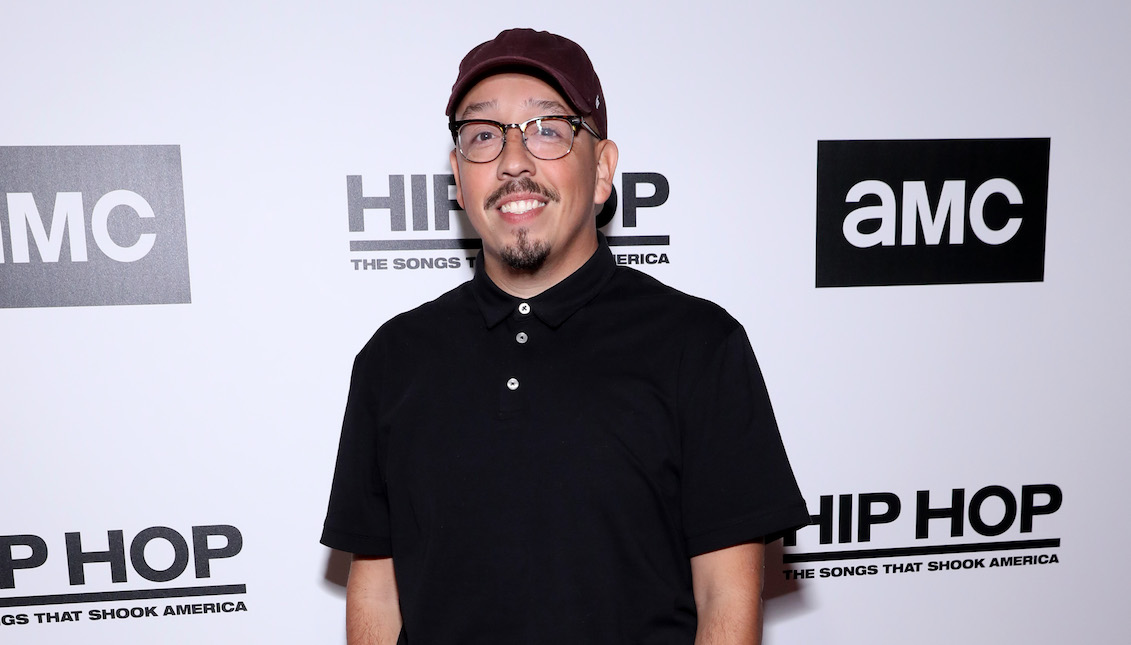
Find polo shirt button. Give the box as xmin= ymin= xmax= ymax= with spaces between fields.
xmin=518 ymin=302 xmax=531 ymax=315
xmin=515 ymin=332 xmax=528 ymax=344
xmin=506 ymin=377 xmax=520 ymax=390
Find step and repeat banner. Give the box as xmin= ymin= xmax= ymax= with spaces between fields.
xmin=2 ymin=2 xmax=1127 ymax=643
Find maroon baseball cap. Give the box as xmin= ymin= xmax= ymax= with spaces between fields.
xmin=446 ymin=28 xmax=607 ymax=137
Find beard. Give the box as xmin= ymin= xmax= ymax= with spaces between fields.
xmin=500 ymin=228 xmax=550 ymax=272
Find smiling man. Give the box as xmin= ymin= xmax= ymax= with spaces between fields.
xmin=450 ymin=70 xmax=615 ymax=296
xmin=322 ymin=28 xmax=809 ymax=645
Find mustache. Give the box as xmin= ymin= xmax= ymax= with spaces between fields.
xmin=484 ymin=177 xmax=561 ymax=211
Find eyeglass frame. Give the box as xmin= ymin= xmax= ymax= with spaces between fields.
xmin=448 ymin=115 xmax=604 ymax=163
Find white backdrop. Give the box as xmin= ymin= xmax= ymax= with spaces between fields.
xmin=2 ymin=1 xmax=1128 ymax=643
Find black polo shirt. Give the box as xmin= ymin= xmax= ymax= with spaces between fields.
xmin=322 ymin=236 xmax=808 ymax=644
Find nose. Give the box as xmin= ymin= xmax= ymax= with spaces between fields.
xmin=496 ymin=125 xmax=535 ymax=178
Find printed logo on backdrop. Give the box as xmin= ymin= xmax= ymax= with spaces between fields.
xmin=1 ymin=524 xmax=247 ymax=628
xmin=815 ymin=138 xmax=1050 ymax=287
xmin=0 ymin=146 xmax=191 ymax=308
xmin=345 ymin=172 xmax=672 ymax=271
xmin=779 ymin=483 xmax=1062 ymax=582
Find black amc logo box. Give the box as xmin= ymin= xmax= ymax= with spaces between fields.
xmin=815 ymin=138 xmax=1050 ymax=288
xmin=0 ymin=146 xmax=191 ymax=308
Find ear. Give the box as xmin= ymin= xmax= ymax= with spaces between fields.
xmin=592 ymin=139 xmax=619 ymax=206
xmin=449 ymin=149 xmax=466 ymax=209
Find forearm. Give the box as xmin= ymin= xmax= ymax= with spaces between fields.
xmin=691 ymin=542 xmax=765 ymax=645
xmin=346 ymin=556 xmax=402 ymax=645
xmin=694 ymin=594 xmax=762 ymax=645
xmin=346 ymin=597 xmax=401 ymax=645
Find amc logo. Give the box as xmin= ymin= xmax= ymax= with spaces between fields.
xmin=0 ymin=146 xmax=191 ymax=308
xmin=815 ymin=138 xmax=1050 ymax=287
xmin=3 ymin=190 xmax=157 ymax=264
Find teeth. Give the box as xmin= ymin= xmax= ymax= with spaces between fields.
xmin=500 ymin=199 xmax=546 ymax=215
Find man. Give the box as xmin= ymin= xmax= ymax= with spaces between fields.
xmin=322 ymin=28 xmax=809 ymax=644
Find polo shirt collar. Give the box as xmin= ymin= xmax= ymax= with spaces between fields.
xmin=471 ymin=233 xmax=617 ymax=329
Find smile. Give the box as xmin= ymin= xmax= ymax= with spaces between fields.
xmin=499 ymin=199 xmax=546 ymax=215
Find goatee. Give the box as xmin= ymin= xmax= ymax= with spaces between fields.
xmin=500 ymin=228 xmax=550 ymax=272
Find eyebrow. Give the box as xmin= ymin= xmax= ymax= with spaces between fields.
xmin=524 ymin=98 xmax=570 ymax=115
xmin=459 ymin=98 xmax=572 ymax=120
xmin=459 ymin=100 xmax=498 ymax=119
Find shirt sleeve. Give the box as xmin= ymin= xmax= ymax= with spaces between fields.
xmin=320 ymin=343 xmax=393 ymax=556
xmin=678 ymin=322 xmax=810 ymax=557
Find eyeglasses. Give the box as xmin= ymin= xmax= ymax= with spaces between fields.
xmin=449 ymin=115 xmax=603 ymax=163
